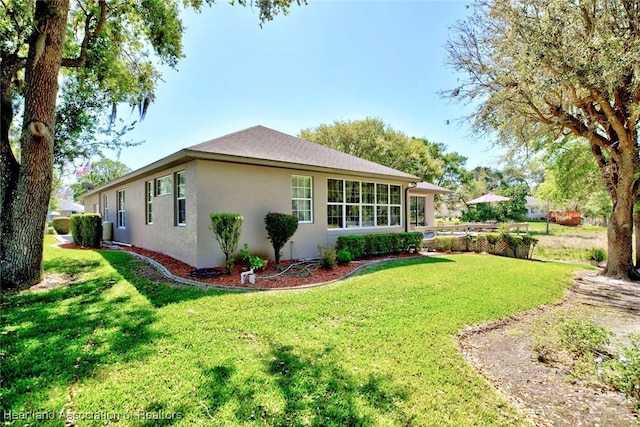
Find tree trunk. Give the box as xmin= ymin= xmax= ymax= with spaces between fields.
xmin=0 ymin=1 xmax=70 ymax=289
xmin=602 ymin=155 xmax=636 ymax=280
xmin=635 ymin=208 xmax=640 ymax=270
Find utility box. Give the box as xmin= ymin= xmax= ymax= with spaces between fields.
xmin=102 ymin=221 xmax=113 ymax=241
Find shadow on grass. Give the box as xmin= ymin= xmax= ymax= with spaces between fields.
xmin=1 ymin=262 xmax=160 ymax=415
xmin=352 ymin=255 xmax=455 ymax=277
xmin=98 ymin=250 xmax=224 ymax=308
xmin=198 ymin=343 xmax=414 ymax=426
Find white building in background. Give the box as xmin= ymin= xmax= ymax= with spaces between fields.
xmin=525 ymin=196 xmax=547 ymax=221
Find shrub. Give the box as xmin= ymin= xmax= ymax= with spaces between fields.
xmin=265 ymin=212 xmax=299 ymax=264
xmin=588 ymin=247 xmax=607 ymax=262
xmin=336 ymin=249 xmax=353 ymax=264
xmin=336 ymin=232 xmax=423 ymax=259
xmin=602 ymin=334 xmax=640 ymax=411
xmin=70 ymin=214 xmax=82 ymax=244
xmin=238 ymin=243 xmax=265 ymax=271
xmin=557 ymin=318 xmax=613 ymax=358
xmin=318 ymin=244 xmax=337 ymax=269
xmin=210 ymin=213 xmax=243 ymax=274
xmin=71 ymin=214 xmax=102 ymax=248
xmin=51 ymin=216 xmax=70 ymax=234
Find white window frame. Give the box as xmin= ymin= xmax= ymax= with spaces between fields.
xmin=155 ymin=175 xmax=172 ymax=196
xmin=117 ymin=190 xmax=126 ymax=229
xmin=145 ymin=180 xmax=153 ymax=224
xmin=291 ymin=175 xmax=313 ymax=223
xmin=103 ymin=194 xmax=109 ymax=222
xmin=175 ymin=171 xmax=186 ymax=226
xmin=327 ymin=179 xmax=402 ymax=230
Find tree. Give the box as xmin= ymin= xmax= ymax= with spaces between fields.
xmin=445 ymin=0 xmax=639 ymax=279
xmin=0 ymin=0 xmax=303 ymax=289
xmin=71 ymin=158 xmax=131 ymax=201
xmin=536 ymin=137 xmax=611 ymax=224
xmin=300 ymin=118 xmax=470 ymax=187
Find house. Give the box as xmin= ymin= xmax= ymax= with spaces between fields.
xmin=525 ymin=196 xmax=547 ymax=221
xmin=82 ymin=126 xmax=448 ymax=268
xmin=48 ymin=199 xmax=85 ymax=221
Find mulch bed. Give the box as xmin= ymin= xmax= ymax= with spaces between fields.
xmin=57 ymin=242 xmax=422 ymax=289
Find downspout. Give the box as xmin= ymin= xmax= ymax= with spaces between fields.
xmin=404 ymin=182 xmax=417 ymax=232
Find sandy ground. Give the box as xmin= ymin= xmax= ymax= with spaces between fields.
xmin=459 ymin=271 xmax=639 ymax=426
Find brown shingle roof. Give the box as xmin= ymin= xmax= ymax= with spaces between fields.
xmin=187 ymin=125 xmax=418 ymax=180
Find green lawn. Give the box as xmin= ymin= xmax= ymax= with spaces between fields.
xmin=1 ymin=236 xmax=581 ymax=426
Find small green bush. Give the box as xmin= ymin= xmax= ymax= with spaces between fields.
xmin=71 ymin=214 xmax=102 ymax=248
xmin=558 ymin=318 xmax=613 ymax=357
xmin=210 ymin=213 xmax=244 ymax=274
xmin=588 ymin=247 xmax=607 ymax=262
xmin=70 ymin=215 xmax=82 ymax=244
xmin=336 ymin=249 xmax=353 ymax=264
xmin=238 ymin=243 xmax=265 ymax=271
xmin=318 ymin=244 xmax=337 ymax=269
xmin=265 ymin=212 xmax=299 ymax=264
xmin=52 ymin=216 xmax=70 ymax=234
xmin=602 ymin=334 xmax=640 ymax=411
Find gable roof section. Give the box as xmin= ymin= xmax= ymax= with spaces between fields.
xmin=186 ymin=126 xmax=417 ymax=180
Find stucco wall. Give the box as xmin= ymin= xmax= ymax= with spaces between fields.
xmin=84 ymin=162 xmax=199 ymax=267
xmin=194 ymin=160 xmax=410 ymax=268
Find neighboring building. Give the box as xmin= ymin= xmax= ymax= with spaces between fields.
xmin=83 ymin=126 xmax=448 ymax=268
xmin=525 ymin=196 xmax=547 ymax=221
xmin=49 ymin=199 xmax=85 ymax=221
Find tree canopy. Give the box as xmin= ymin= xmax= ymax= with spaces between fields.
xmin=445 ymin=0 xmax=640 ymax=279
xmin=300 ymin=118 xmax=470 ymax=191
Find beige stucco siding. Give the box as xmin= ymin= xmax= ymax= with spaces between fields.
xmin=84 ymin=162 xmax=199 ymax=267
xmin=194 ymin=160 xmax=410 ymax=268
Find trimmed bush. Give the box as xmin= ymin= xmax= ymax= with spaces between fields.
xmin=336 ymin=249 xmax=353 ymax=264
xmin=318 ymin=244 xmax=337 ymax=269
xmin=71 ymin=214 xmax=103 ymax=248
xmin=336 ymin=232 xmax=423 ymax=259
xmin=52 ymin=216 xmax=70 ymax=234
xmin=70 ymin=215 xmax=82 ymax=244
xmin=265 ymin=212 xmax=299 ymax=264
xmin=210 ymin=213 xmax=243 ymax=274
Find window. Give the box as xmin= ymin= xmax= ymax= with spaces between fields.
xmin=155 ymin=175 xmax=172 ymax=196
xmin=327 ymin=179 xmax=344 ymax=228
xmin=117 ymin=190 xmax=126 ymax=228
xmin=145 ymin=181 xmax=153 ymax=224
xmin=327 ymin=179 xmax=402 ymax=229
xmin=103 ymin=195 xmax=109 ymax=221
xmin=175 ymin=171 xmax=186 ymax=225
xmin=410 ymin=196 xmax=426 ymax=226
xmin=291 ymin=175 xmax=313 ymax=223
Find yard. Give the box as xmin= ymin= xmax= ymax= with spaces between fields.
xmin=0 ymin=236 xmax=582 ymax=426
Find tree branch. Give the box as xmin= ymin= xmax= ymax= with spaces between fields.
xmin=61 ymin=0 xmax=107 ymax=68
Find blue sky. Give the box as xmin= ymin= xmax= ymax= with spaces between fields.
xmin=108 ymin=0 xmax=504 ymax=172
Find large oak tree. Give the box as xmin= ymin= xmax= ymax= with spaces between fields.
xmin=445 ymin=0 xmax=639 ymax=280
xmin=0 ymin=0 xmax=302 ymax=289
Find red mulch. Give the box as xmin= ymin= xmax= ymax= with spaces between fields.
xmin=57 ymin=241 xmax=422 ymax=289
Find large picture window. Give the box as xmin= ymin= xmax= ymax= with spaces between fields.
xmin=175 ymin=171 xmax=186 ymax=225
xmin=291 ymin=175 xmax=312 ymax=223
xmin=117 ymin=190 xmax=126 ymax=228
xmin=327 ymin=179 xmax=402 ymax=229
xmin=145 ymin=181 xmax=153 ymax=224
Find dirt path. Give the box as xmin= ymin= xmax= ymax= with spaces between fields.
xmin=459 ymin=271 xmax=639 ymax=426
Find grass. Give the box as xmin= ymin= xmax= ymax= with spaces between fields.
xmin=1 ymin=236 xmax=582 ymax=426
xmin=526 ymin=221 xmax=608 ymax=261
